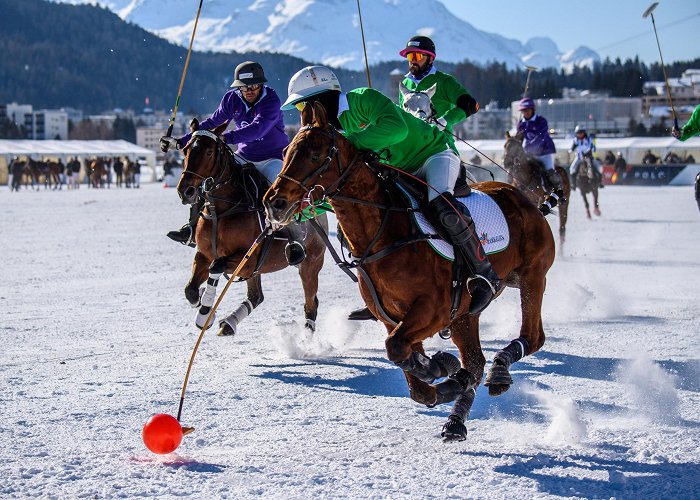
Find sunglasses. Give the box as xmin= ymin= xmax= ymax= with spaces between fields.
xmin=406 ymin=52 xmax=427 ymax=62
xmin=240 ymin=84 xmax=262 ymax=92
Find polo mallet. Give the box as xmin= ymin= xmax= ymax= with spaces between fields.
xmin=356 ymin=0 xmax=372 ymax=88
xmin=176 ymin=226 xmax=272 ymax=434
xmin=522 ymin=65 xmax=538 ymax=98
xmin=164 ymin=0 xmax=204 ymax=139
xmin=643 ymin=2 xmax=680 ymax=131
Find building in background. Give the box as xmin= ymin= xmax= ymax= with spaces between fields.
xmin=511 ymin=90 xmax=642 ymax=137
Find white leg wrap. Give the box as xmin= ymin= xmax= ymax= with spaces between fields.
xmin=200 ymin=272 xmax=222 ymax=308
xmin=219 ymin=299 xmax=254 ymax=334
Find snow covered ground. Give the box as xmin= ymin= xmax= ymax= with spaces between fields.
xmin=1 ymin=183 xmax=698 ymax=499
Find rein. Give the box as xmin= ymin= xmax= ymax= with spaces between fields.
xmin=182 ymin=129 xmax=267 ymax=259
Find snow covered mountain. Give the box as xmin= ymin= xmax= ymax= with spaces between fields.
xmin=54 ymin=0 xmax=599 ymax=72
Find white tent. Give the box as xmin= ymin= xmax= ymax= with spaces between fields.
xmin=0 ymin=139 xmax=157 ymax=183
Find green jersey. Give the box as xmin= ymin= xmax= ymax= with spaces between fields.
xmin=339 ymin=87 xmax=453 ymax=173
xmin=679 ymin=104 xmax=700 ymax=142
xmin=399 ymin=70 xmax=475 ymax=132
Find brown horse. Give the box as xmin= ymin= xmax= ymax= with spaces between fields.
xmin=176 ymin=120 xmax=327 ymax=337
xmin=263 ymin=102 xmax=555 ymax=441
xmin=502 ymin=132 xmax=570 ymax=247
xmin=574 ymin=156 xmax=601 ymax=218
xmin=89 ymin=158 xmax=111 ymax=188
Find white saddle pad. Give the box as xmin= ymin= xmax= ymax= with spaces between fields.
xmin=397 ymin=186 xmax=510 ymax=261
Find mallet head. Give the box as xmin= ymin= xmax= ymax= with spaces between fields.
xmin=643 ymin=2 xmax=659 ymax=19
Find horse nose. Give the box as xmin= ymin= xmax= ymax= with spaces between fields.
xmin=183 ymin=186 xmax=197 ymax=202
xmin=271 ymin=197 xmax=288 ymax=215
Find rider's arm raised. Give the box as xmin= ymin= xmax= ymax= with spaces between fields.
xmin=178 ymin=90 xmax=238 ymax=147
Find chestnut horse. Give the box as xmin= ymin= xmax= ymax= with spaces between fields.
xmin=89 ymin=158 xmax=109 ymax=188
xmin=502 ymin=132 xmax=570 ymax=247
xmin=264 ymin=103 xmax=555 ymax=441
xmin=176 ymin=120 xmax=327 ymax=337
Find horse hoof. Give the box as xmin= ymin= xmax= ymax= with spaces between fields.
xmin=484 ymin=364 xmax=512 ymax=396
xmin=217 ymin=322 xmax=235 ymax=336
xmin=441 ymin=416 xmax=467 ymax=442
xmin=184 ymin=287 xmax=201 ymax=307
xmin=305 ymin=319 xmax=316 ymax=331
xmin=594 ymin=207 xmax=601 ymax=216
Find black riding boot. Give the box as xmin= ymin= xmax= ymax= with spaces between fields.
xmin=545 ymin=169 xmax=565 ymax=199
xmin=428 ymin=193 xmax=500 ymax=315
xmin=284 ymin=222 xmax=306 ymax=266
xmin=167 ymin=200 xmax=202 ymax=247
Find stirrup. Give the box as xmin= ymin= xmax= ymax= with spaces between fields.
xmin=467 ymin=275 xmax=498 ymax=315
xmin=167 ymin=225 xmax=195 ymax=247
xmin=285 ymin=241 xmax=306 ymax=266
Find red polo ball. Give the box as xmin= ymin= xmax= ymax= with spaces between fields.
xmin=142 ymin=414 xmax=183 ymax=454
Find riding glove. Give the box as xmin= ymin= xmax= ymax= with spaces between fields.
xmin=160 ymin=136 xmax=180 ymax=153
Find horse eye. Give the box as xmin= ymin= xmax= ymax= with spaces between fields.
xmin=311 ymin=154 xmax=321 ymax=162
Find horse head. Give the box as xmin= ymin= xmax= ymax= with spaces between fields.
xmin=399 ymin=82 xmax=437 ymax=122
xmin=502 ymin=131 xmax=534 ymax=185
xmin=176 ymin=119 xmax=230 ymax=205
xmin=264 ymin=101 xmax=357 ymax=227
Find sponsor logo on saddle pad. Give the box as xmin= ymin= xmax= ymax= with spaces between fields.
xmin=397 ymin=186 xmax=510 ymax=260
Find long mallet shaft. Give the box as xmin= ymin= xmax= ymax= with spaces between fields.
xmin=356 ymin=0 xmax=372 ymax=88
xmin=165 ymin=0 xmax=204 ymax=138
xmin=643 ymin=2 xmax=679 ymax=130
xmin=176 ymin=226 xmax=271 ymax=426
xmin=523 ymin=65 xmax=538 ymax=98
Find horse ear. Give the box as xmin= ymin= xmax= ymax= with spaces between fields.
xmin=425 ymin=83 xmax=437 ymax=99
xmin=505 ymin=130 xmax=511 ymax=139
xmin=399 ymin=82 xmax=410 ymax=96
xmin=213 ymin=121 xmax=228 ymax=136
xmin=515 ymin=131 xmax=525 ymax=143
xmin=300 ymin=102 xmax=313 ymax=127
xmin=312 ymin=101 xmax=329 ymax=128
xmin=190 ymin=118 xmax=199 ymax=132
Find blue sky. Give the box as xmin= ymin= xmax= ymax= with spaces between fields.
xmin=439 ymin=0 xmax=700 ymax=64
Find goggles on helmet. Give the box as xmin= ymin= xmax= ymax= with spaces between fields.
xmin=294 ymin=101 xmax=307 ymax=112
xmin=406 ymin=52 xmax=427 ymax=62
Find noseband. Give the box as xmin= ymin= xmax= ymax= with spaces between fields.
xmin=278 ymin=126 xmax=361 ymax=203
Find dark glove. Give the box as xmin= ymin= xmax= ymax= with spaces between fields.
xmin=160 ymin=136 xmax=179 ymax=153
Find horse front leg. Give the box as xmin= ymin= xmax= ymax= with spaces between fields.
xmin=385 ymin=297 xmax=478 ymax=408
xmin=485 ymin=271 xmax=547 ymax=396
xmin=185 ymin=251 xmax=210 ymax=306
xmin=217 ymin=274 xmax=263 ymax=337
xmin=440 ymin=314 xmax=485 ymax=442
xmin=581 ymin=190 xmax=591 ymax=218
xmin=194 ymin=257 xmax=227 ymax=329
xmin=593 ymin=188 xmax=601 ymax=216
xmin=297 ymin=225 xmax=325 ymax=331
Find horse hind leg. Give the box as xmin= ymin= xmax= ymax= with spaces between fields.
xmin=218 ymin=274 xmax=264 ymax=337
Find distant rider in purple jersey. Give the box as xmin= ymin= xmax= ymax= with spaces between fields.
xmin=516 ymin=97 xmax=564 ymax=197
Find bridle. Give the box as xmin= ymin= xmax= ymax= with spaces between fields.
xmin=180 ymin=129 xmax=238 ymax=200
xmin=278 ymin=125 xmax=363 ymax=205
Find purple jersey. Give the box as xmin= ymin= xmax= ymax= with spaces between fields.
xmin=179 ymin=86 xmax=288 ymax=162
xmin=517 ymin=114 xmax=556 ymax=157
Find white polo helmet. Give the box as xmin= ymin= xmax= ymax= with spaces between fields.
xmin=281 ymin=66 xmax=342 ymax=110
